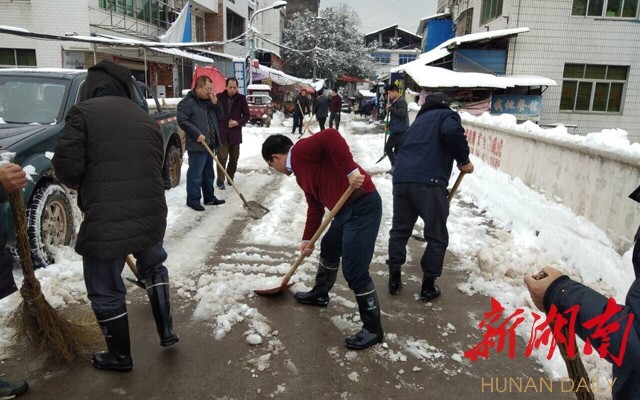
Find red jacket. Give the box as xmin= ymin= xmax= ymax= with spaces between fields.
xmin=329 ymin=94 xmax=342 ymax=113
xmin=217 ymin=90 xmax=250 ymax=145
xmin=290 ymin=129 xmax=375 ymax=240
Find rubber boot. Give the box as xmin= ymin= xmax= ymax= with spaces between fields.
xmin=93 ymin=306 xmax=133 ymax=372
xmin=420 ymin=277 xmax=441 ymax=302
xmin=388 ymin=265 xmax=402 ymax=295
xmin=345 ymin=283 xmax=384 ymax=350
xmin=145 ymin=274 xmax=179 ymax=347
xmin=294 ymin=258 xmax=339 ymax=307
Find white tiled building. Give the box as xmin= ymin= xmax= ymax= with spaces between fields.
xmin=437 ymin=0 xmax=640 ymax=139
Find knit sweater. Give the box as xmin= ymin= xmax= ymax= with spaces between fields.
xmin=290 ymin=129 xmax=375 ymax=240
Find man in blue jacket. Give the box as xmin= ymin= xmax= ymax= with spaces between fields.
xmin=525 ymin=267 xmax=639 ymax=399
xmin=386 ymin=92 xmax=474 ymax=299
xmin=177 ymin=76 xmax=225 ymax=211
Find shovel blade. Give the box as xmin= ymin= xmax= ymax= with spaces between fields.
xmin=254 ymin=281 xmax=295 ymax=296
xmin=126 ymin=277 xmax=146 ymax=289
xmin=244 ymin=201 xmax=270 ymax=219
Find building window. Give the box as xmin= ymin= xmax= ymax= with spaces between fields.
xmin=399 ymin=53 xmax=417 ymax=65
xmin=560 ymin=63 xmax=628 ymax=113
xmin=227 ymin=9 xmax=245 ymax=41
xmin=98 ymin=0 xmax=173 ymax=28
xmin=0 ymin=48 xmax=36 ymax=67
xmin=480 ymin=0 xmax=503 ymax=24
xmin=572 ymin=0 xmax=639 ymax=17
xmin=372 ymin=53 xmax=390 ymax=64
xmin=195 ymin=16 xmax=204 ymax=42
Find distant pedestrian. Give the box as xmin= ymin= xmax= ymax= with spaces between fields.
xmin=313 ymin=89 xmax=329 ymax=130
xmin=216 ymin=77 xmax=250 ymax=190
xmin=292 ymin=88 xmax=310 ymax=135
xmin=53 ymin=60 xmax=179 ymax=372
xmin=384 ymin=84 xmax=409 ymax=173
xmin=386 ymin=93 xmax=474 ymax=299
xmin=329 ymin=88 xmax=342 ymax=131
xmin=178 ymin=76 xmax=226 ymax=211
xmin=262 ymin=130 xmax=384 ymax=350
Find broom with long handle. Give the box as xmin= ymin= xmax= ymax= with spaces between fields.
xmin=8 ymin=190 xmax=100 ymax=361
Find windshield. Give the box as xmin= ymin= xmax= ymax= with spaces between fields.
xmin=0 ymin=77 xmax=69 ymax=124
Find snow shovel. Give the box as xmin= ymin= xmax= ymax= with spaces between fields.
xmin=125 ymin=255 xmax=145 ymax=289
xmin=202 ymin=142 xmax=270 ymax=219
xmin=296 ymin=101 xmax=311 ymax=139
xmin=411 ymin=172 xmax=466 ymax=242
xmin=254 ymin=185 xmax=356 ymax=296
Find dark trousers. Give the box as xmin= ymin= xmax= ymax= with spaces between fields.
xmin=317 ymin=117 xmax=327 ymax=130
xmin=187 ymin=150 xmax=215 ymax=206
xmin=633 ymin=226 xmax=640 ymax=279
xmin=83 ymin=241 xmax=168 ymax=312
xmin=292 ymin=113 xmax=303 ymax=134
xmin=319 ymin=191 xmax=382 ymax=292
xmin=329 ymin=112 xmax=340 ymax=130
xmin=216 ymin=143 xmax=240 ymax=184
xmin=387 ymin=183 xmax=449 ymax=279
xmin=385 ymin=131 xmax=405 ymax=166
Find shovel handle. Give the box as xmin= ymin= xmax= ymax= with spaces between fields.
xmin=202 ymin=142 xmax=250 ymax=206
xmin=282 ymin=185 xmax=356 ymax=282
xmin=125 ymin=255 xmax=138 ymax=275
xmin=447 ymin=172 xmax=466 ymax=206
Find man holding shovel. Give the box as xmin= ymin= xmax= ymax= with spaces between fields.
xmin=387 ymin=93 xmax=474 ymax=300
xmin=261 ymin=130 xmax=384 ymax=350
xmin=291 ymin=88 xmax=310 ymax=136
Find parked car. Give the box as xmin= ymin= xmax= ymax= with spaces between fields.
xmin=246 ymin=84 xmax=273 ymax=127
xmin=0 ymin=68 xmax=184 ymax=267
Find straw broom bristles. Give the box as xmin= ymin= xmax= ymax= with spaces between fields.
xmin=8 ymin=190 xmax=101 ymax=362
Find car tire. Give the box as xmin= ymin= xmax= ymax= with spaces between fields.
xmin=163 ymin=144 xmax=182 ymax=189
xmin=25 ymin=183 xmax=74 ymax=267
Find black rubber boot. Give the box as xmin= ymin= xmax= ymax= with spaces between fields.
xmin=93 ymin=306 xmax=133 ymax=372
xmin=420 ymin=277 xmax=441 ymax=302
xmin=388 ymin=266 xmax=402 ymax=295
xmin=145 ymin=274 xmax=179 ymax=347
xmin=294 ymin=258 xmax=339 ymax=307
xmin=345 ymin=284 xmax=384 ymax=350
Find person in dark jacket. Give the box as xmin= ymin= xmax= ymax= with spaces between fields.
xmin=261 ymin=131 xmax=384 ymax=350
xmin=0 ymin=163 xmax=30 ymax=399
xmin=386 ymin=92 xmax=474 ymax=299
xmin=384 ymin=84 xmax=409 ymax=172
xmin=53 ymin=60 xmax=179 ymax=373
xmin=329 ymin=88 xmax=342 ymax=131
xmin=177 ymin=76 xmax=225 ymax=211
xmin=525 ymin=266 xmax=640 ymax=399
xmin=313 ymin=89 xmax=330 ymax=130
xmin=216 ymin=77 xmax=250 ymax=190
xmin=292 ymin=89 xmax=310 ymax=135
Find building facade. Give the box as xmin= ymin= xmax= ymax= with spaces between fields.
xmin=437 ymin=0 xmax=640 ymax=140
xmin=364 ymin=25 xmax=422 ymax=80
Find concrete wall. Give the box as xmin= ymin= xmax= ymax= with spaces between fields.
xmin=462 ymin=119 xmax=640 ymax=251
xmin=0 ymin=0 xmax=92 ymax=67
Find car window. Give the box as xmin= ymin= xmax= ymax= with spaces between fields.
xmin=0 ymin=77 xmax=69 ymax=124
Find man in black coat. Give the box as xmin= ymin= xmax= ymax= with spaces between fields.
xmin=525 ymin=267 xmax=640 ymax=399
xmin=384 ymin=84 xmax=409 ymax=173
xmin=177 ymin=76 xmax=225 ymax=211
xmin=53 ymin=60 xmax=178 ymax=373
xmin=216 ymin=77 xmax=250 ymax=190
xmin=313 ymin=89 xmax=329 ymax=130
xmin=292 ymin=88 xmax=310 ymax=135
xmin=386 ymin=92 xmax=474 ymax=299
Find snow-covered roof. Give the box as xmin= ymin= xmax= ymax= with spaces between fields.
xmin=401 ymin=64 xmax=556 ymax=89
xmin=365 ymin=24 xmax=421 ymax=40
xmin=247 ymin=84 xmax=271 ymax=91
xmin=151 ymin=47 xmax=213 ymax=63
xmin=416 ymin=13 xmax=451 ymax=35
xmin=192 ymin=48 xmax=235 ymax=60
xmin=391 ymin=27 xmax=530 ymax=73
xmin=254 ymin=64 xmax=325 ymax=90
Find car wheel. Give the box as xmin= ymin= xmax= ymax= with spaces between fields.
xmin=163 ymin=144 xmax=182 ymax=189
xmin=26 ymin=183 xmax=74 ymax=267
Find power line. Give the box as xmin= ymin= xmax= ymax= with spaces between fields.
xmin=361 ymin=0 xmax=405 ymax=20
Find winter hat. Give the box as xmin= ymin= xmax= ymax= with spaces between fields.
xmin=388 ymin=84 xmax=399 ymax=92
xmin=424 ymin=92 xmax=451 ymax=106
